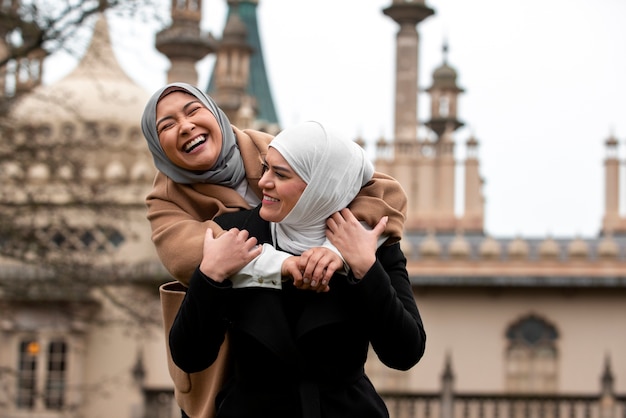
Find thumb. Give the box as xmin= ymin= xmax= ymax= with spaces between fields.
xmin=372 ymin=216 xmax=388 ymax=237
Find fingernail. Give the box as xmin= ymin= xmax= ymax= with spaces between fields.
xmin=303 ymin=278 xmax=310 ymax=284
xmin=311 ymin=281 xmax=317 ymax=287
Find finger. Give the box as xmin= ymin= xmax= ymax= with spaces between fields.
xmin=372 ymin=216 xmax=388 ymax=237
xmin=244 ymin=236 xmax=259 ymax=250
xmin=326 ymin=217 xmax=338 ymax=233
xmin=250 ymin=243 xmax=263 ymax=259
xmin=340 ymin=207 xmax=356 ymax=219
xmin=285 ymin=265 xmax=301 ymax=283
xmin=310 ymin=260 xmax=330 ymax=287
xmin=316 ymin=284 xmax=330 ymax=293
xmin=302 ymin=256 xmax=321 ymax=284
xmin=237 ymin=228 xmax=250 ymax=241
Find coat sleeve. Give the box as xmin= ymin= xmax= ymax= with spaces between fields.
xmin=146 ymin=172 xmax=248 ymax=285
xmin=169 ymin=267 xmax=232 ymax=373
xmin=348 ymin=172 xmax=407 ymax=244
xmin=349 ymin=242 xmax=426 ymax=371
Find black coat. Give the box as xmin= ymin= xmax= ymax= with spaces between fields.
xmin=170 ymin=207 xmax=426 ymax=418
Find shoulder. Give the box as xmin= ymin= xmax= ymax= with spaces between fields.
xmin=214 ymin=205 xmax=271 ymax=243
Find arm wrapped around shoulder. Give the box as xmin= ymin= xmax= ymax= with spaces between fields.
xmin=348 ymin=172 xmax=407 ymax=244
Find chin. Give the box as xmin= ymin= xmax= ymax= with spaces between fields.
xmin=259 ymin=207 xmax=282 ymax=223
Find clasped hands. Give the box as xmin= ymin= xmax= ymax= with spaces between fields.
xmin=200 ymin=208 xmax=387 ymax=291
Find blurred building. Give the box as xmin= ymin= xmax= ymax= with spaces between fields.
xmin=0 ymin=0 xmax=625 ymax=417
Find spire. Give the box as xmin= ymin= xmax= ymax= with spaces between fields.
xmin=69 ymin=13 xmax=131 ymax=82
xmin=207 ymin=0 xmax=279 ymax=126
xmin=425 ymin=40 xmax=464 ymax=138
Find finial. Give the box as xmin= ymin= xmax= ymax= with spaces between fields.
xmin=442 ymin=38 xmax=449 ymax=64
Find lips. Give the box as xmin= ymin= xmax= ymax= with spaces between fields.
xmin=263 ymin=195 xmax=279 ymax=202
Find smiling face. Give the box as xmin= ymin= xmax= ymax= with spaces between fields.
xmin=155 ymin=91 xmax=223 ymax=171
xmin=258 ymin=148 xmax=307 ymax=223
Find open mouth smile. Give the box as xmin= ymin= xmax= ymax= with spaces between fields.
xmin=183 ymin=135 xmax=206 ymax=153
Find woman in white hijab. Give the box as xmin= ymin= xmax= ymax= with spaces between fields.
xmin=170 ymin=121 xmax=426 ymax=418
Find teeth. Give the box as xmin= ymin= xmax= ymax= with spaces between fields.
xmin=264 ymin=195 xmax=278 ymax=202
xmin=184 ymin=136 xmax=206 ymax=152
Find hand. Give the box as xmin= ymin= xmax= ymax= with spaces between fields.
xmin=326 ymin=209 xmax=388 ymax=279
xmin=199 ymin=228 xmax=262 ymax=282
xmin=280 ymin=248 xmax=342 ymax=293
xmin=299 ymin=247 xmax=343 ymax=291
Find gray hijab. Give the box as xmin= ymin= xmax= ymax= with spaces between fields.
xmin=141 ymin=82 xmax=245 ymax=186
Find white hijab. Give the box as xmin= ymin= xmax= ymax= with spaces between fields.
xmin=269 ymin=121 xmax=374 ymax=255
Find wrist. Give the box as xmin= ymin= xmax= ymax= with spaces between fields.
xmin=199 ymin=262 xmax=227 ymax=282
xmin=350 ymin=257 xmax=375 ymax=280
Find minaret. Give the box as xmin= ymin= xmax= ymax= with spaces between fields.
xmin=156 ymin=0 xmax=216 ymax=85
xmin=425 ymin=42 xmax=464 ymax=137
xmin=427 ymin=44 xmax=465 ymax=230
xmin=383 ymin=0 xmax=435 ymax=142
xmin=462 ymin=135 xmax=484 ymax=232
xmin=208 ymin=0 xmax=279 ymax=131
xmin=602 ymin=133 xmax=619 ymax=234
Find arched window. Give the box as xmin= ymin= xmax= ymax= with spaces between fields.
xmin=505 ymin=314 xmax=559 ymax=392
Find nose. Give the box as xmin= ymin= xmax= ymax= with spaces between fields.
xmin=180 ymin=118 xmax=195 ymax=135
xmin=258 ymin=170 xmax=273 ymax=189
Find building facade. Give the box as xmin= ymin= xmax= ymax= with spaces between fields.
xmin=0 ymin=0 xmax=624 ymax=417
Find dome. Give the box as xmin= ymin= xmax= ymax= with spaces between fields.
xmin=538 ymin=236 xmax=560 ymax=260
xmin=598 ymin=234 xmax=619 ymax=259
xmin=10 ymin=14 xmax=149 ymax=127
xmin=4 ymin=13 xmax=155 ymax=190
xmin=479 ymin=235 xmax=501 ymax=260
xmin=507 ymin=236 xmax=529 ymax=260
xmin=431 ymin=62 xmax=461 ymax=90
xmin=567 ymin=237 xmax=589 ymax=259
xmin=419 ymin=231 xmax=441 ymax=259
xmin=448 ymin=231 xmax=470 ymax=259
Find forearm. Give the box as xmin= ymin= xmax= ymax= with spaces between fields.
xmin=350 ymin=244 xmax=426 ymax=370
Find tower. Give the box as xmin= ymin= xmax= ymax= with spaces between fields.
xmin=375 ymin=33 xmax=484 ymax=233
xmin=383 ymin=0 xmax=435 ymax=142
xmin=208 ymin=0 xmax=279 ymax=131
xmin=156 ymin=0 xmax=216 ymax=85
xmin=602 ymin=133 xmax=619 ymax=234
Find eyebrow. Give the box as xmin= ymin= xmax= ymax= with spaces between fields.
xmin=264 ymin=159 xmax=293 ymax=176
xmin=155 ymin=100 xmax=202 ymax=129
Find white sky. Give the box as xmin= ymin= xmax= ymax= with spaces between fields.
xmin=43 ymin=0 xmax=626 ymax=239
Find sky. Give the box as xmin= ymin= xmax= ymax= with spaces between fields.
xmin=43 ymin=0 xmax=626 ymax=239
